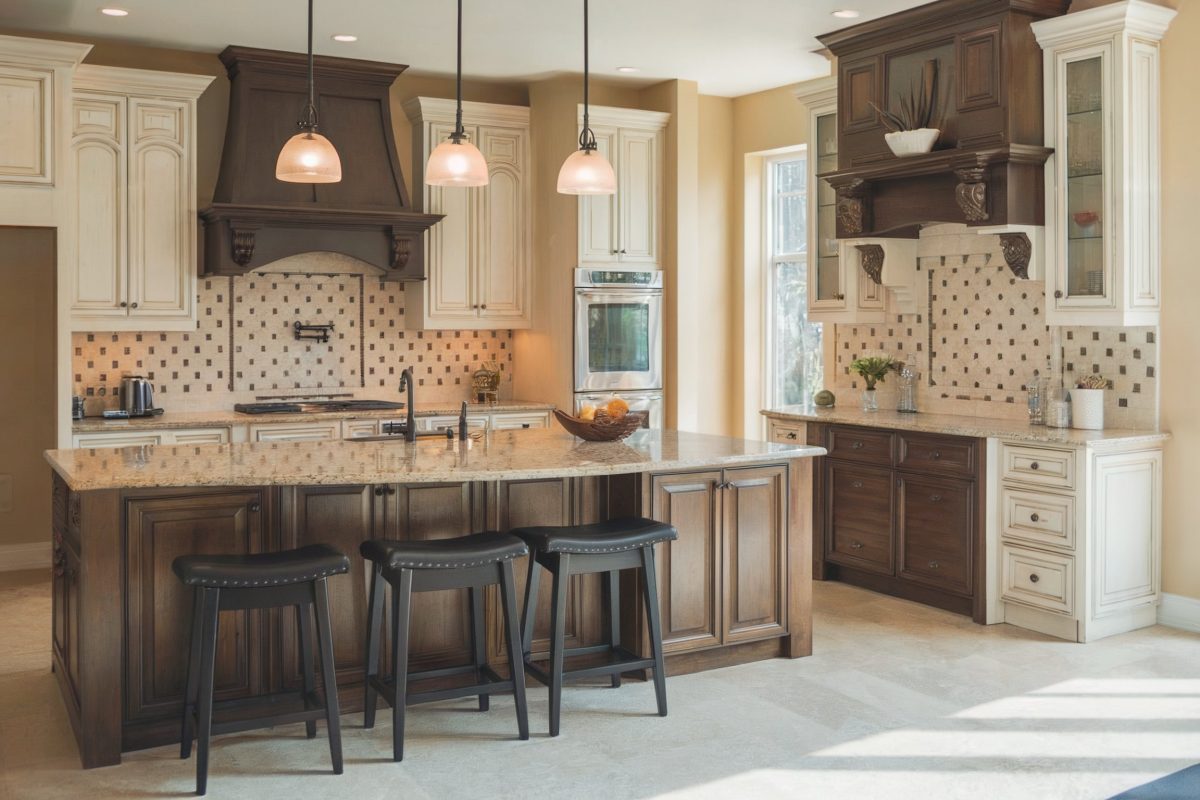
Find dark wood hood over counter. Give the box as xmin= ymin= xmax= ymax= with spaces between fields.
xmin=200 ymin=46 xmax=441 ymax=279
xmin=817 ymin=0 xmax=1070 ymax=239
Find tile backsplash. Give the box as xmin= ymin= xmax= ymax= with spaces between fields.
xmin=73 ymin=253 xmax=514 ymax=413
xmin=831 ymin=224 xmax=1158 ymax=429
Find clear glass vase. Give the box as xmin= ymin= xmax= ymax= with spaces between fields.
xmin=861 ymin=388 xmax=878 ymax=412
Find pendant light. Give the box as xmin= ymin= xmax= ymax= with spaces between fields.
xmin=557 ymin=0 xmax=616 ymax=195
xmin=424 ymin=0 xmax=489 ymax=186
xmin=276 ymin=0 xmax=342 ymax=183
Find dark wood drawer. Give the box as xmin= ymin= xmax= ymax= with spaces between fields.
xmin=826 ymin=426 xmax=893 ymax=465
xmin=897 ymin=474 xmax=974 ymax=595
xmin=825 ymin=462 xmax=893 ymax=575
xmin=897 ymin=432 xmax=977 ymax=477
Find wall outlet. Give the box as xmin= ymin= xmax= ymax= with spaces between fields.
xmin=0 ymin=474 xmax=11 ymax=513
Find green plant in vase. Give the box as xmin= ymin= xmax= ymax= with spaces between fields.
xmin=850 ymin=355 xmax=895 ymax=412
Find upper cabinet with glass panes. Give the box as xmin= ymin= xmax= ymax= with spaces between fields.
xmin=1034 ymin=0 xmax=1175 ymax=326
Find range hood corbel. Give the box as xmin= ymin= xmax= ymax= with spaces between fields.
xmin=200 ymin=46 xmax=442 ymax=279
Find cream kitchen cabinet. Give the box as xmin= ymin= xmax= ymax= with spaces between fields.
xmin=72 ymin=427 xmax=230 ymax=448
xmin=68 ymin=66 xmax=213 ymax=332
xmin=577 ymin=106 xmax=668 ymax=269
xmin=403 ymin=98 xmax=531 ymax=330
xmin=1034 ymin=1 xmax=1174 ymax=326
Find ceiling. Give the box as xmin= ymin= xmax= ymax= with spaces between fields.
xmin=6 ymin=0 xmax=927 ymax=96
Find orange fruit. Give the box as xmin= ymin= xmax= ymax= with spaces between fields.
xmin=605 ymin=397 xmax=629 ymax=419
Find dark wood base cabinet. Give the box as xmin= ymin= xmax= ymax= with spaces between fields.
xmin=815 ymin=424 xmax=986 ymax=621
xmin=50 ymin=458 xmax=811 ymax=768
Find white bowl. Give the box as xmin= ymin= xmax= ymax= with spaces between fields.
xmin=884 ymin=128 xmax=940 ymax=157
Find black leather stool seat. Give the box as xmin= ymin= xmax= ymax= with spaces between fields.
xmin=510 ymin=517 xmax=677 ymax=555
xmin=360 ymin=532 xmax=527 ymax=570
xmin=173 ymin=544 xmax=349 ymax=588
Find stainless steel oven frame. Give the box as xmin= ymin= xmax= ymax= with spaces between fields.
xmin=573 ymin=269 xmax=663 ymax=393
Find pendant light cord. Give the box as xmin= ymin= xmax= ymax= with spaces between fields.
xmin=578 ymin=0 xmax=597 ymax=152
xmin=301 ymin=0 xmax=319 ymax=131
xmin=451 ymin=0 xmax=466 ymax=143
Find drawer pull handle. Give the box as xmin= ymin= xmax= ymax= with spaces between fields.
xmin=1029 ymin=573 xmax=1040 ymax=584
xmin=930 ymin=494 xmax=942 ymax=502
xmin=852 ymin=480 xmax=864 ymax=489
xmin=931 ymin=450 xmax=941 ymax=459
xmin=248 ymin=502 xmax=260 ymax=513
xmin=1030 ymin=513 xmax=1040 ymax=522
xmin=928 ymin=560 xmax=940 ymax=569
xmin=374 ymin=487 xmax=384 ymax=496
xmin=1030 ymin=462 xmax=1040 ymax=471
xmin=849 ymin=540 xmax=864 ymax=550
xmin=851 ymin=441 xmax=864 ymax=449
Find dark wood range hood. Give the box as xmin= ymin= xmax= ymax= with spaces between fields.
xmin=816 ymin=0 xmax=1070 ymax=240
xmin=200 ymin=46 xmax=441 ymax=279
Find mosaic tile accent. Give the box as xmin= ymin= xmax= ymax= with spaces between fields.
xmin=830 ymin=224 xmax=1158 ymax=428
xmin=73 ymin=254 xmax=513 ymax=412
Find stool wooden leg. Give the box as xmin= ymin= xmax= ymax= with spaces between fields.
xmin=297 ymin=602 xmax=317 ymax=739
xmin=194 ymin=588 xmax=220 ymax=796
xmin=519 ymin=549 xmax=540 ymax=658
xmin=498 ymin=560 xmax=529 ymax=741
xmin=180 ymin=586 xmax=204 ymax=760
xmin=639 ymin=546 xmax=668 ymax=718
xmin=469 ymin=586 xmax=489 ymax=711
xmin=390 ymin=569 xmax=413 ymax=762
xmin=312 ymin=578 xmax=343 ymax=775
xmin=363 ymin=563 xmax=384 ymax=729
xmin=548 ymin=553 xmax=570 ymax=737
xmin=606 ymin=569 xmax=622 ymax=688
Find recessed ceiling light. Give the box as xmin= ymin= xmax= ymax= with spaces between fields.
xmin=331 ymin=34 xmax=358 ymax=43
xmin=100 ymin=7 xmax=129 ymax=16
xmin=616 ymin=66 xmax=639 ymax=74
xmin=831 ymin=9 xmax=861 ymax=19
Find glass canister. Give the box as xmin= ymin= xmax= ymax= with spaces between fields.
xmin=897 ymin=354 xmax=920 ymax=413
xmin=1027 ymin=378 xmax=1047 ymax=425
xmin=1045 ymin=384 xmax=1072 ymax=428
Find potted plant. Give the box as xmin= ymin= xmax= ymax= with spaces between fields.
xmin=1070 ymin=374 xmax=1108 ymax=430
xmin=870 ymin=59 xmax=941 ymax=157
xmin=850 ymin=354 xmax=895 ymax=412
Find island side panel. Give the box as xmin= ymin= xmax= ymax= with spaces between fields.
xmin=77 ymin=489 xmax=123 ymax=769
xmin=785 ymin=457 xmax=814 ymax=657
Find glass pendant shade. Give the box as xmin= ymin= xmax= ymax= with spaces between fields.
xmin=276 ymin=130 xmax=343 ymax=183
xmin=557 ymin=147 xmax=616 ymax=194
xmin=425 ymin=137 xmax=489 ymax=186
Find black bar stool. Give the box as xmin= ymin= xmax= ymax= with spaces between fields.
xmin=361 ymin=532 xmax=530 ymax=761
xmin=510 ymin=517 xmax=678 ymax=736
xmin=174 ymin=544 xmax=350 ymax=796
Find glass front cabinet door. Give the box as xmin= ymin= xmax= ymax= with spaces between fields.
xmin=1034 ymin=1 xmax=1174 ymax=326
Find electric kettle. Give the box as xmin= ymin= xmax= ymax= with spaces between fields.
xmin=121 ymin=376 xmax=158 ymax=417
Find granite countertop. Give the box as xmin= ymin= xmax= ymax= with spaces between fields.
xmin=762 ymin=405 xmax=1170 ymax=448
xmin=71 ymin=401 xmax=555 ymax=432
xmin=45 ymin=429 xmax=826 ymax=491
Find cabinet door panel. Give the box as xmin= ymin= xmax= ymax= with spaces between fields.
xmin=0 ymin=65 xmax=52 ymax=182
xmin=70 ymin=94 xmax=127 ymax=315
xmin=426 ymin=121 xmax=477 ymax=318
xmin=724 ymin=465 xmax=788 ymax=643
xmin=649 ymin=471 xmax=722 ymax=653
xmin=477 ymin=126 xmax=528 ymax=322
xmin=124 ymin=491 xmax=265 ymax=724
xmin=617 ymin=127 xmax=659 ymax=265
xmin=128 ymin=98 xmax=191 ymax=318
xmin=897 ymin=474 xmax=974 ymax=595
xmin=391 ymin=482 xmax=480 ymax=670
xmin=825 ymin=462 xmax=893 ymax=574
xmin=578 ymin=126 xmax=619 ymax=265
xmin=277 ymin=485 xmax=379 ymax=690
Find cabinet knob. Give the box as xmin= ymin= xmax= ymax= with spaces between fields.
xmin=1054 ymin=290 xmax=1063 ymax=299
xmin=1029 ymin=573 xmax=1040 ymax=584
xmin=1030 ymin=462 xmax=1040 ymax=471
xmin=931 ymin=450 xmax=941 ymax=460
xmin=836 ymin=294 xmax=845 ymax=300
xmin=928 ymin=560 xmax=940 ymax=569
xmin=930 ymin=494 xmax=942 ymax=502
xmin=851 ymin=441 xmax=864 ymax=449
xmin=620 ymin=249 xmax=627 ymax=254
xmin=522 ymin=423 xmax=531 ymax=429
xmin=387 ymin=487 xmax=396 ymax=496
xmin=131 ymin=302 xmax=138 ymax=309
xmin=786 ymin=431 xmax=797 ymax=440
xmin=480 ymin=304 xmax=487 ymax=310
xmin=852 ymin=480 xmax=864 ymax=489
xmin=1030 ymin=513 xmax=1040 ymax=522
xmin=119 ymin=301 xmax=128 ymax=308
xmin=248 ymin=502 xmax=260 ymax=513
xmin=374 ymin=487 xmax=384 ymax=496
xmin=611 ymin=249 xmax=618 ymax=254
xmin=849 ymin=540 xmax=863 ymax=550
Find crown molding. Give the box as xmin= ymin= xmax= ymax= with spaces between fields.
xmin=73 ymin=64 xmax=215 ymax=100
xmin=576 ymin=103 xmax=670 ymax=130
xmin=1032 ymin=0 xmax=1176 ymax=46
xmin=402 ymin=96 xmax=530 ymax=126
xmin=0 ymin=34 xmax=92 ymax=68
xmin=793 ymin=75 xmax=837 ymax=108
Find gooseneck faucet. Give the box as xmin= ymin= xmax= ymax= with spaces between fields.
xmin=398 ymin=367 xmax=416 ymax=442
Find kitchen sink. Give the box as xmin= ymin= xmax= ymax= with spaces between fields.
xmin=235 ymin=400 xmax=406 ymax=415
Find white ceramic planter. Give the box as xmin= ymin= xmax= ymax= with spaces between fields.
xmin=884 ymin=128 xmax=940 ymax=157
xmin=1070 ymin=388 xmax=1105 ymax=430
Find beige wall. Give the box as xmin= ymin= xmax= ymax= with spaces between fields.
xmin=1158 ymin=0 xmax=1198 ymax=601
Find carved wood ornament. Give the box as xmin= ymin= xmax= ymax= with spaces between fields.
xmin=835 ymin=178 xmax=870 ymax=235
xmin=855 ymin=244 xmax=885 ymax=284
xmin=232 ymin=229 xmax=257 ymax=267
xmin=997 ymin=232 xmax=1032 ymax=279
xmin=954 ymin=167 xmax=989 ymax=222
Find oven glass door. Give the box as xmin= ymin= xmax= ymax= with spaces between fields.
xmin=574 ymin=289 xmax=662 ymax=392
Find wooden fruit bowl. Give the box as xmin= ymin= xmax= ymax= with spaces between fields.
xmin=554 ymin=409 xmax=647 ymax=442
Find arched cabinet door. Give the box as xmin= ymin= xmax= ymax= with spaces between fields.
xmin=476 ymin=123 xmax=530 ymax=325
xmin=70 ymin=94 xmax=127 ymax=317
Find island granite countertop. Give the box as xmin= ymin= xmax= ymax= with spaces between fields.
xmin=46 ymin=428 xmax=826 ymax=491
xmin=763 ymin=405 xmax=1170 ymax=448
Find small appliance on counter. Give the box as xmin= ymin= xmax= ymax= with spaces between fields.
xmin=72 ymin=395 xmax=85 ymax=421
xmin=121 ymin=375 xmax=163 ymax=418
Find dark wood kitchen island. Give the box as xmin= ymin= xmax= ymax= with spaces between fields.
xmin=43 ymin=428 xmax=824 ymax=767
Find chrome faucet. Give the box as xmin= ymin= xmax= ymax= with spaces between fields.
xmin=398 ymin=367 xmax=416 ymax=442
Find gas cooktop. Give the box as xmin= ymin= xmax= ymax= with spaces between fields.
xmin=234 ymin=400 xmax=406 ymax=415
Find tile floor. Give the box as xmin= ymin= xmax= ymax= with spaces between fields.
xmin=1 ymin=570 xmax=1197 ymax=799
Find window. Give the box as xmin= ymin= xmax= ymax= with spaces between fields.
xmin=765 ymin=152 xmax=822 ymax=408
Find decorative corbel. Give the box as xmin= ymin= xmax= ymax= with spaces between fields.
xmin=996 ymin=232 xmax=1032 ymax=279
xmin=954 ymin=167 xmax=989 ymax=222
xmin=835 ymin=178 xmax=870 ymax=236
xmin=390 ymin=235 xmax=413 ymax=271
xmin=855 ymin=244 xmax=885 ymax=284
xmin=230 ymin=227 xmax=258 ymax=267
